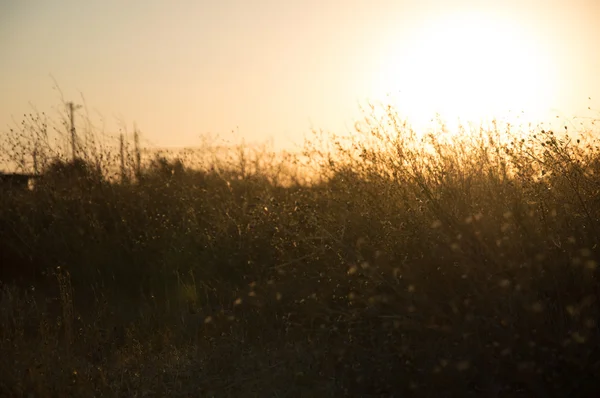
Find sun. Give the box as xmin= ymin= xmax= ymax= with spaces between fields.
xmin=371 ymin=10 xmax=556 ymax=134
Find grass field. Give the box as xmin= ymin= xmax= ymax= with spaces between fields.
xmin=1 ymin=107 xmax=600 ymax=397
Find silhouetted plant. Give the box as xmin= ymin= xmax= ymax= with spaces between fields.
xmin=142 ymin=155 xmax=185 ymax=182
xmin=38 ymin=157 xmax=104 ymax=191
xmin=2 ymin=104 xmax=600 ymax=397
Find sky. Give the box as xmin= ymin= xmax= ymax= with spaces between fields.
xmin=1 ymin=0 xmax=599 ymax=152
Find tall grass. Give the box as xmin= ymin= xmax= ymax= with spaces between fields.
xmin=1 ymin=104 xmax=600 ymax=397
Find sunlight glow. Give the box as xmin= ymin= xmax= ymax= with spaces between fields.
xmin=371 ymin=11 xmax=557 ymax=135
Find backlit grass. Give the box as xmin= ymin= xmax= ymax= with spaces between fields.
xmin=1 ymin=105 xmax=600 ymax=397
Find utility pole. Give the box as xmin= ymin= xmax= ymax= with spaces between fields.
xmin=119 ymin=133 xmax=126 ymax=182
xmin=67 ymin=102 xmax=82 ymax=160
xmin=134 ymin=126 xmax=141 ymax=181
xmin=33 ymin=141 xmax=38 ymax=176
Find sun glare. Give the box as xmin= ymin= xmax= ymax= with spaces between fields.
xmin=371 ymin=11 xmax=556 ymax=135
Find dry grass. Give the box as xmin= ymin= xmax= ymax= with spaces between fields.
xmin=1 ymin=104 xmax=600 ymax=397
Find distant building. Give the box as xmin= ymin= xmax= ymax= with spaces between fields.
xmin=0 ymin=173 xmax=38 ymax=191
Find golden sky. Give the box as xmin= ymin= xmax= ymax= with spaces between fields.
xmin=1 ymin=0 xmax=599 ymax=150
